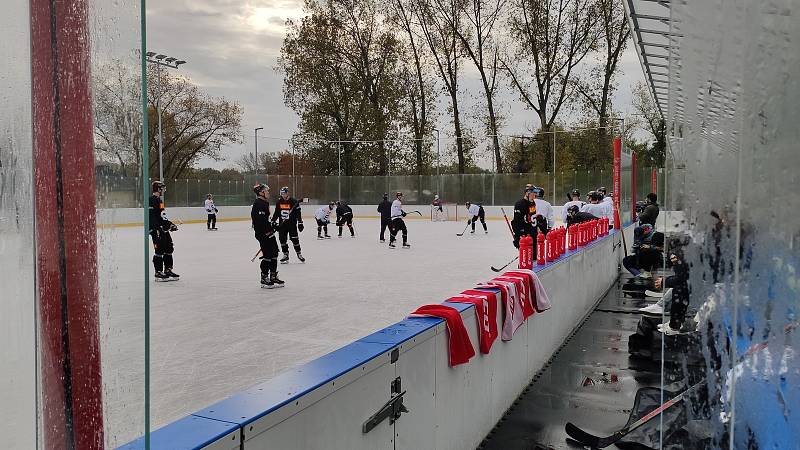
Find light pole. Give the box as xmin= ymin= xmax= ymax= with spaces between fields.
xmin=254 ymin=127 xmax=263 ymax=178
xmin=145 ymin=52 xmax=186 ymax=184
xmin=432 ymin=129 xmax=441 ymax=196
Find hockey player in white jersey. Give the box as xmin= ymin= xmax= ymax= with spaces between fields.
xmin=562 ymin=189 xmax=584 ymax=224
xmin=533 ymin=187 xmax=554 ymax=231
xmin=389 ymin=192 xmax=410 ymax=248
xmin=314 ymin=203 xmax=334 ymax=239
xmin=465 ymin=202 xmax=487 ymax=233
xmin=580 ymin=191 xmax=607 ymax=218
xmin=597 ymin=186 xmax=615 ymax=227
xmin=204 ymin=194 xmax=218 ymax=230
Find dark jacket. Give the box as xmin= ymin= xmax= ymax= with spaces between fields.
xmin=271 ymin=197 xmax=303 ymax=225
xmin=639 ymin=202 xmax=660 ymax=226
xmin=377 ymin=199 xmax=391 ymax=220
xmin=336 ymin=203 xmax=353 ymax=221
xmin=511 ymin=198 xmax=537 ymax=235
xmin=566 ymin=211 xmax=597 ymax=227
xmin=251 ymin=197 xmax=273 ymax=236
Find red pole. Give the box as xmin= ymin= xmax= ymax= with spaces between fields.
xmin=631 ymin=152 xmax=637 ymax=223
xmin=612 ymin=137 xmax=622 ymax=229
xmin=31 ymin=0 xmax=104 ymax=448
xmin=651 ymin=168 xmax=658 ymax=195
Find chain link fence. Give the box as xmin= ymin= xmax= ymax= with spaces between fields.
xmin=97 ymin=165 xmax=660 ymax=218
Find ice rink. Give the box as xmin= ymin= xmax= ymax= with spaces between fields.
xmin=99 ymin=216 xmax=517 ymax=437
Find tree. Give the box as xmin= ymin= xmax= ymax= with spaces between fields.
xmin=147 ymin=65 xmax=242 ymax=179
xmin=279 ymin=0 xmax=411 ymax=176
xmin=572 ymin=0 xmax=629 ymax=157
xmin=93 ymin=60 xmax=143 ymax=177
xmin=416 ymin=0 xmax=469 ymax=173
xmin=632 ymin=82 xmax=666 ymax=167
xmin=504 ymin=0 xmax=599 ymax=172
xmin=451 ymin=0 xmax=506 ymax=172
xmin=392 ymin=0 xmax=438 ymax=175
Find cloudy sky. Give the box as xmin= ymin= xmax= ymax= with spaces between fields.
xmin=147 ymin=0 xmax=646 ymax=170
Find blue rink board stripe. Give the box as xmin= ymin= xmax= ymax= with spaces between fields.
xmin=117 ymin=415 xmax=238 ymax=450
xmin=118 ymin=225 xmax=630 ymax=449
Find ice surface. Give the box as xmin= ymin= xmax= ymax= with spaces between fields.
xmin=100 ymin=217 xmax=515 ymax=433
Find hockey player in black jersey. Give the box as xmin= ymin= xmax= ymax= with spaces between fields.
xmin=252 ymin=184 xmax=284 ymax=288
xmin=510 ymin=184 xmax=543 ymax=254
xmin=149 ymin=181 xmax=180 ymax=281
xmin=335 ymin=201 xmax=355 ymax=237
xmin=271 ymin=186 xmax=305 ymax=263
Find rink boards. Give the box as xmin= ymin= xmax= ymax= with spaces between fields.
xmin=119 ymin=224 xmax=633 ymax=450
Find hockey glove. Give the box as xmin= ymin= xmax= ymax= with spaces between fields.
xmin=298 ymin=223 xmax=304 ymax=232
xmin=166 ymin=222 xmax=178 ymax=232
xmin=401 ymin=211 xmax=407 ymax=217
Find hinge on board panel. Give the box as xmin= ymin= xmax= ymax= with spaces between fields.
xmin=362 ymin=377 xmax=409 ymax=434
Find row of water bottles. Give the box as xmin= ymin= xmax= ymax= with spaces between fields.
xmin=518 ymin=217 xmax=611 ymax=269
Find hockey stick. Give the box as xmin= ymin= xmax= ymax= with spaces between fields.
xmin=565 ymin=323 xmax=800 ymax=448
xmin=250 ymin=249 xmax=262 ymax=262
xmin=565 ymin=380 xmax=704 ymax=448
xmin=612 ymin=201 xmax=628 ymax=257
xmin=500 ymin=208 xmax=515 ymax=237
xmin=407 ymin=210 xmax=423 ymax=216
xmin=456 ymin=221 xmax=471 ymax=236
xmin=491 ymin=256 xmax=518 ymax=272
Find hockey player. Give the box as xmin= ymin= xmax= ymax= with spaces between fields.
xmin=271 ymin=186 xmax=305 ymax=263
xmin=315 ymin=202 xmax=334 ymax=239
xmin=251 ymin=184 xmax=284 ymax=288
xmin=149 ymin=181 xmax=180 ymax=281
xmin=580 ymin=191 xmax=607 ymax=218
xmin=465 ymin=201 xmax=487 ymax=233
xmin=533 ymin=187 xmax=554 ymax=231
xmin=389 ymin=191 xmax=410 ymax=248
xmin=204 ymin=194 xmax=218 ymax=230
xmin=377 ymin=193 xmax=391 ymax=242
xmin=565 ymin=204 xmax=598 ymax=227
xmin=335 ymin=201 xmax=355 ymax=237
xmin=432 ymin=194 xmax=444 ymax=221
xmin=598 ymin=186 xmax=615 ymax=227
xmin=562 ymin=189 xmax=584 ymax=224
xmin=511 ymin=185 xmax=538 ymax=250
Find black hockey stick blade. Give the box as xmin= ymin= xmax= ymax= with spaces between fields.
xmin=409 ymin=210 xmax=423 ymax=216
xmin=564 ymin=381 xmax=703 ymax=448
xmin=491 ymin=256 xmax=518 ymax=272
xmin=456 ymin=222 xmax=470 ymax=236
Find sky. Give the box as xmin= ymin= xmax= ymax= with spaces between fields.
xmin=147 ymin=0 xmax=647 ymax=171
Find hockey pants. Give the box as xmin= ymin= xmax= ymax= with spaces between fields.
xmin=337 ymin=215 xmax=354 ymax=236
xmin=316 ymin=219 xmax=329 ymax=236
xmin=150 ymin=229 xmax=175 ymax=272
xmin=256 ymin=233 xmax=279 ymax=276
xmin=380 ymin=218 xmax=390 ymax=240
xmin=389 ymin=218 xmax=407 ymax=244
xmin=279 ymin=222 xmax=302 ymax=255
xmin=207 ymin=213 xmax=216 ymax=229
xmin=470 ymin=212 xmax=487 ymax=231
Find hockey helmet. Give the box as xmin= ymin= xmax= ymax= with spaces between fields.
xmin=567 ymin=205 xmax=580 ymax=216
xmin=253 ymin=183 xmax=269 ymax=195
xmin=206 ymin=193 xmax=213 ymax=199
xmin=598 ymin=186 xmax=608 ymax=195
xmin=152 ymin=180 xmax=166 ymax=193
xmin=570 ymin=189 xmax=580 ymax=198
xmin=279 ymin=186 xmax=289 ymax=195
xmin=396 ymin=191 xmax=403 ymax=198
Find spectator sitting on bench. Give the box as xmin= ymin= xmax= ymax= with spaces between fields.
xmin=623 ymin=224 xmax=664 ymax=279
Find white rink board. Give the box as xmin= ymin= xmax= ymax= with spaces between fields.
xmin=118 ymin=219 xmax=632 ymax=449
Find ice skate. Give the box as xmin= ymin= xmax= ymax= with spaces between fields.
xmin=280 ymin=253 xmax=290 ymax=264
xmin=296 ymin=253 xmax=305 ymax=263
xmin=270 ymin=272 xmax=285 ymax=288
xmin=402 ymin=243 xmax=411 ymax=249
xmin=154 ymin=271 xmax=170 ymax=282
xmin=389 ymin=241 xmax=396 ymax=248
xmin=324 ymin=234 xmax=331 ymax=239
xmin=164 ymin=269 xmax=180 ymax=280
xmin=260 ymin=273 xmax=274 ymax=289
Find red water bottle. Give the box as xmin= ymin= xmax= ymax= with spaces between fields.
xmin=519 ymin=235 xmax=533 ymax=269
xmin=545 ymin=233 xmax=553 ymax=262
xmin=592 ymin=220 xmax=597 ymax=241
xmin=568 ymin=225 xmax=576 ymax=250
xmin=537 ymin=233 xmax=545 ymax=265
xmin=559 ymin=227 xmax=566 ymax=255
